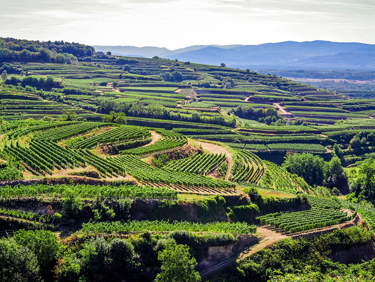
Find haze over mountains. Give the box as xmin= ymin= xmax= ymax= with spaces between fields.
xmin=94 ymin=41 xmax=375 ymax=70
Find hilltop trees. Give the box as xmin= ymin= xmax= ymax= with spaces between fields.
xmin=0 ymin=37 xmax=91 ymax=63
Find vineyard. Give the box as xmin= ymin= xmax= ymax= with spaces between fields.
xmin=120 ymin=129 xmax=187 ymax=156
xmin=259 ymin=161 xmax=310 ymax=192
xmin=72 ymin=125 xmax=150 ymax=149
xmin=2 ymin=38 xmax=375 ymax=282
xmin=163 ymin=153 xmax=226 ymax=175
xmin=82 ymin=220 xmax=257 ymax=234
xmin=110 ymin=154 xmax=235 ymax=190
xmin=257 ymin=208 xmax=355 ymax=233
xmin=0 ymin=184 xmax=178 ymax=199
xmin=231 ymin=149 xmax=265 ymax=183
xmin=0 ymin=207 xmax=59 ymax=224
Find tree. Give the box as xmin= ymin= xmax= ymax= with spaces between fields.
xmin=123 ymin=64 xmax=131 ymax=72
xmin=60 ymin=111 xmax=77 ymax=121
xmin=1 ymin=70 xmax=7 ymax=81
xmin=356 ymin=158 xmax=375 ymax=198
xmin=333 ymin=143 xmax=343 ymax=157
xmin=0 ymin=238 xmax=40 ymax=282
xmin=324 ymin=156 xmax=348 ymax=193
xmin=106 ymin=51 xmax=112 ymax=55
xmin=155 ymin=242 xmax=201 ymax=282
xmin=102 ymin=111 xmax=127 ymax=124
xmin=220 ymin=63 xmax=226 ymax=67
xmin=283 ymin=153 xmax=325 ymax=186
xmin=62 ymin=189 xmax=83 ymax=218
xmin=350 ymin=134 xmax=361 ymax=148
xmin=43 ymin=115 xmax=53 ymax=121
xmin=13 ymin=229 xmax=60 ymax=271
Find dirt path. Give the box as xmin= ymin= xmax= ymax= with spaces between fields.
xmin=144 ymin=131 xmax=162 ymax=147
xmin=109 ymin=130 xmax=162 ymax=160
xmin=237 ymin=227 xmax=288 ymax=261
xmin=274 ymin=103 xmax=290 ymax=115
xmin=195 ymin=141 xmax=232 ymax=180
xmin=107 ymin=82 xmax=120 ymax=93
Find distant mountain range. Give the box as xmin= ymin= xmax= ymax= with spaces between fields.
xmin=94 ymin=41 xmax=375 ymax=70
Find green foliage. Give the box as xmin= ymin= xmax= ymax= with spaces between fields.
xmin=282 ymin=152 xmax=326 ymax=186
xmin=282 ymin=153 xmax=347 ymax=191
xmin=0 ymin=165 xmax=23 ymax=181
xmin=151 ymin=153 xmax=170 ymax=168
xmin=161 ymin=71 xmax=183 ymax=82
xmin=155 ymin=242 xmax=201 ymax=282
xmin=257 ymin=207 xmax=353 ymax=233
xmin=82 ymin=220 xmax=257 ymax=234
xmin=0 ymin=238 xmax=40 ymax=282
xmin=90 ymin=198 xmax=116 ymax=222
xmin=57 ymin=236 xmax=137 ymax=282
xmin=228 ymin=204 xmax=260 ymax=222
xmin=163 ymin=152 xmax=225 ymax=175
xmin=102 ymin=111 xmax=127 ymax=124
xmin=333 ymin=143 xmax=343 ymax=157
xmin=60 ymin=111 xmax=77 ymax=121
xmin=13 ymin=229 xmax=60 ymax=271
xmin=0 ymin=37 xmax=92 ymax=63
xmin=118 ymin=198 xmax=132 ymax=220
xmin=350 ymin=158 xmax=375 ymax=201
xmin=211 ymin=226 xmax=373 ymax=282
xmin=229 ymin=105 xmax=279 ymax=125
xmin=169 ymin=230 xmax=236 ymax=261
xmin=72 ymin=125 xmax=149 ymax=149
xmin=194 ymin=196 xmax=227 ymax=220
xmin=121 ymin=128 xmax=187 ymax=156
xmin=62 ymin=189 xmax=83 ymax=218
xmin=256 ymin=195 xmax=303 ymax=214
xmin=0 ymin=183 xmax=178 ymax=200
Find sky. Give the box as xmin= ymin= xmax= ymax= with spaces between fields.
xmin=1 ymin=0 xmax=375 ymax=50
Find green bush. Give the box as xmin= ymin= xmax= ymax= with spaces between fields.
xmin=228 ymin=204 xmax=260 ymax=222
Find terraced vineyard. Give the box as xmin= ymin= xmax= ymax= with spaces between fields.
xmin=0 ymin=184 xmax=178 ymax=199
xmin=3 ymin=37 xmax=375 ymax=282
xmin=110 ymin=154 xmax=236 ymax=192
xmin=257 ymin=208 xmax=355 ymax=233
xmin=120 ymin=129 xmax=187 ymax=156
xmin=72 ymin=125 xmax=150 ymax=149
xmin=259 ymin=161 xmax=310 ymax=192
xmin=82 ymin=220 xmax=257 ymax=234
xmin=231 ymin=149 xmax=265 ymax=183
xmin=163 ymin=152 xmax=226 ymax=175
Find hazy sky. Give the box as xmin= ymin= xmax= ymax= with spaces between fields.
xmin=1 ymin=0 xmax=374 ymax=49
